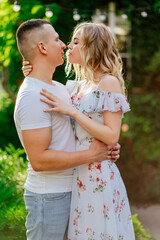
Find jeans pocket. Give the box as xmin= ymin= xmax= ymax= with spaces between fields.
xmin=44 ymin=192 xmax=67 ymax=202
xmin=24 ymin=195 xmax=38 ymax=230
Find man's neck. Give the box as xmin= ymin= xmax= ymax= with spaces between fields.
xmin=28 ymin=61 xmax=56 ymax=85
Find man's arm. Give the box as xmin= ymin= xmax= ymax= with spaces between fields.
xmin=22 ymin=126 xmax=111 ymax=171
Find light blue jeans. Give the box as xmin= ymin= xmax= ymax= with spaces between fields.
xmin=24 ymin=189 xmax=71 ymax=240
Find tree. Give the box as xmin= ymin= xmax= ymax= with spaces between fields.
xmin=0 ymin=0 xmax=61 ymax=102
xmin=130 ymin=0 xmax=160 ymax=91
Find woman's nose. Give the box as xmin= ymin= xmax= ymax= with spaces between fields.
xmin=67 ymin=43 xmax=72 ymax=50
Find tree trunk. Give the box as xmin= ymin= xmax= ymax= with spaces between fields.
xmin=1 ymin=66 xmax=16 ymax=103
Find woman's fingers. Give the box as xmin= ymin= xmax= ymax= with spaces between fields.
xmin=21 ymin=64 xmax=32 ymax=77
xmin=40 ymin=91 xmax=55 ymax=102
xmin=40 ymin=98 xmax=57 ymax=106
xmin=41 ymin=89 xmax=59 ymax=102
xmin=43 ymin=108 xmax=58 ymax=112
xmin=23 ymin=69 xmax=30 ymax=74
xmin=22 ymin=60 xmax=32 ymax=77
xmin=22 ymin=69 xmax=30 ymax=76
xmin=40 ymin=93 xmax=56 ymax=102
xmin=22 ymin=65 xmax=32 ymax=71
xmin=24 ymin=72 xmax=29 ymax=77
xmin=23 ymin=60 xmax=30 ymax=66
xmin=42 ymin=89 xmax=57 ymax=98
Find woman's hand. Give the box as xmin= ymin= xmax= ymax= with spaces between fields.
xmin=40 ymin=89 xmax=76 ymax=116
xmin=22 ymin=60 xmax=32 ymax=77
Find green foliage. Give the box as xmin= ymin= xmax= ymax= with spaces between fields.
xmin=0 ymin=92 xmax=21 ymax=149
xmin=0 ymin=204 xmax=26 ymax=240
xmin=133 ymin=214 xmax=155 ymax=240
xmin=0 ymin=144 xmax=27 ymax=207
xmin=0 ymin=144 xmax=27 ymax=238
xmin=122 ymin=93 xmax=160 ymax=161
xmin=119 ymin=92 xmax=160 ymax=204
xmin=130 ymin=0 xmax=160 ymax=90
xmin=0 ymin=0 xmax=61 ymax=92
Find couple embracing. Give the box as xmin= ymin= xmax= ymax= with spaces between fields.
xmin=14 ymin=19 xmax=135 ymax=240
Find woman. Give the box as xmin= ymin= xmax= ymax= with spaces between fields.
xmin=23 ymin=22 xmax=135 ymax=240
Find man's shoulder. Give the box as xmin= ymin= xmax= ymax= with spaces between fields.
xmin=15 ymin=80 xmax=44 ymax=112
xmin=17 ymin=77 xmax=35 ymax=93
xmin=16 ymin=84 xmax=38 ymax=104
xmin=53 ymin=80 xmax=65 ymax=89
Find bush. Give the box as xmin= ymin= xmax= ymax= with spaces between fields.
xmin=118 ymin=92 xmax=160 ymax=205
xmin=133 ymin=214 xmax=155 ymax=240
xmin=0 ymin=93 xmax=21 ymax=149
xmin=0 ymin=144 xmax=27 ymax=239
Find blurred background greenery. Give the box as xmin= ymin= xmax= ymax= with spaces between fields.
xmin=0 ymin=0 xmax=160 ymax=239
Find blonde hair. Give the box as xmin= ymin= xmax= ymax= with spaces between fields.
xmin=65 ymin=22 xmax=126 ymax=95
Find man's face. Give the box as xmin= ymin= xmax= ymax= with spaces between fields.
xmin=44 ymin=24 xmax=66 ymax=67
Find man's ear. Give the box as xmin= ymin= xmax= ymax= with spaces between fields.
xmin=37 ymin=42 xmax=47 ymax=55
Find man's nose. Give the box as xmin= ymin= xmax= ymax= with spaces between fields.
xmin=61 ymin=41 xmax=66 ymax=50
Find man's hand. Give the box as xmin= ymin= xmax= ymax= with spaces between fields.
xmin=89 ymin=139 xmax=112 ymax=163
xmin=89 ymin=140 xmax=120 ymax=163
xmin=110 ymin=143 xmax=120 ymax=163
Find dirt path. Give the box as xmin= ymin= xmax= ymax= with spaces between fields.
xmin=131 ymin=205 xmax=160 ymax=240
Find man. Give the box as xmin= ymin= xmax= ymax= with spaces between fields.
xmin=14 ymin=19 xmax=120 ymax=240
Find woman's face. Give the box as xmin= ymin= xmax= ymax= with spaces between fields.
xmin=67 ymin=29 xmax=83 ymax=65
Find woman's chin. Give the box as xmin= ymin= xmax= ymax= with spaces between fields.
xmin=68 ymin=57 xmax=73 ymax=64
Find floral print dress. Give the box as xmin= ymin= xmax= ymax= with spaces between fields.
xmin=66 ymin=80 xmax=135 ymax=240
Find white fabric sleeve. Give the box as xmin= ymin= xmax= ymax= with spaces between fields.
xmin=18 ymin=91 xmax=52 ymax=130
xmin=78 ymin=91 xmax=130 ymax=118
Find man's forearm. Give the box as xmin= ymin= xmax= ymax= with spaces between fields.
xmin=22 ymin=127 xmax=109 ymax=172
xmin=31 ymin=149 xmax=93 ymax=171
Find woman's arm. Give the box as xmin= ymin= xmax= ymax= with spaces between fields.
xmin=72 ymin=76 xmax=123 ymax=146
xmin=72 ymin=107 xmax=122 ymax=147
xmin=40 ymin=76 xmax=122 ymax=147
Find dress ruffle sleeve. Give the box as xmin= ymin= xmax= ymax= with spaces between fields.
xmin=79 ymin=90 xmax=130 ymax=117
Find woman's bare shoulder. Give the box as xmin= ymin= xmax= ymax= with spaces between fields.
xmin=99 ymin=75 xmax=122 ymax=94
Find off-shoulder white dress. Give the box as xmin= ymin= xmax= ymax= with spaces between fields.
xmin=66 ymin=80 xmax=135 ymax=240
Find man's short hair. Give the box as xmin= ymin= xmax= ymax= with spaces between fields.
xmin=16 ymin=19 xmax=52 ymax=60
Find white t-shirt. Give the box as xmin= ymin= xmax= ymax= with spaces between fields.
xmin=14 ymin=77 xmax=76 ymax=193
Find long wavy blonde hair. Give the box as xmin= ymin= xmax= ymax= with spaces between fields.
xmin=65 ymin=22 xmax=126 ymax=95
